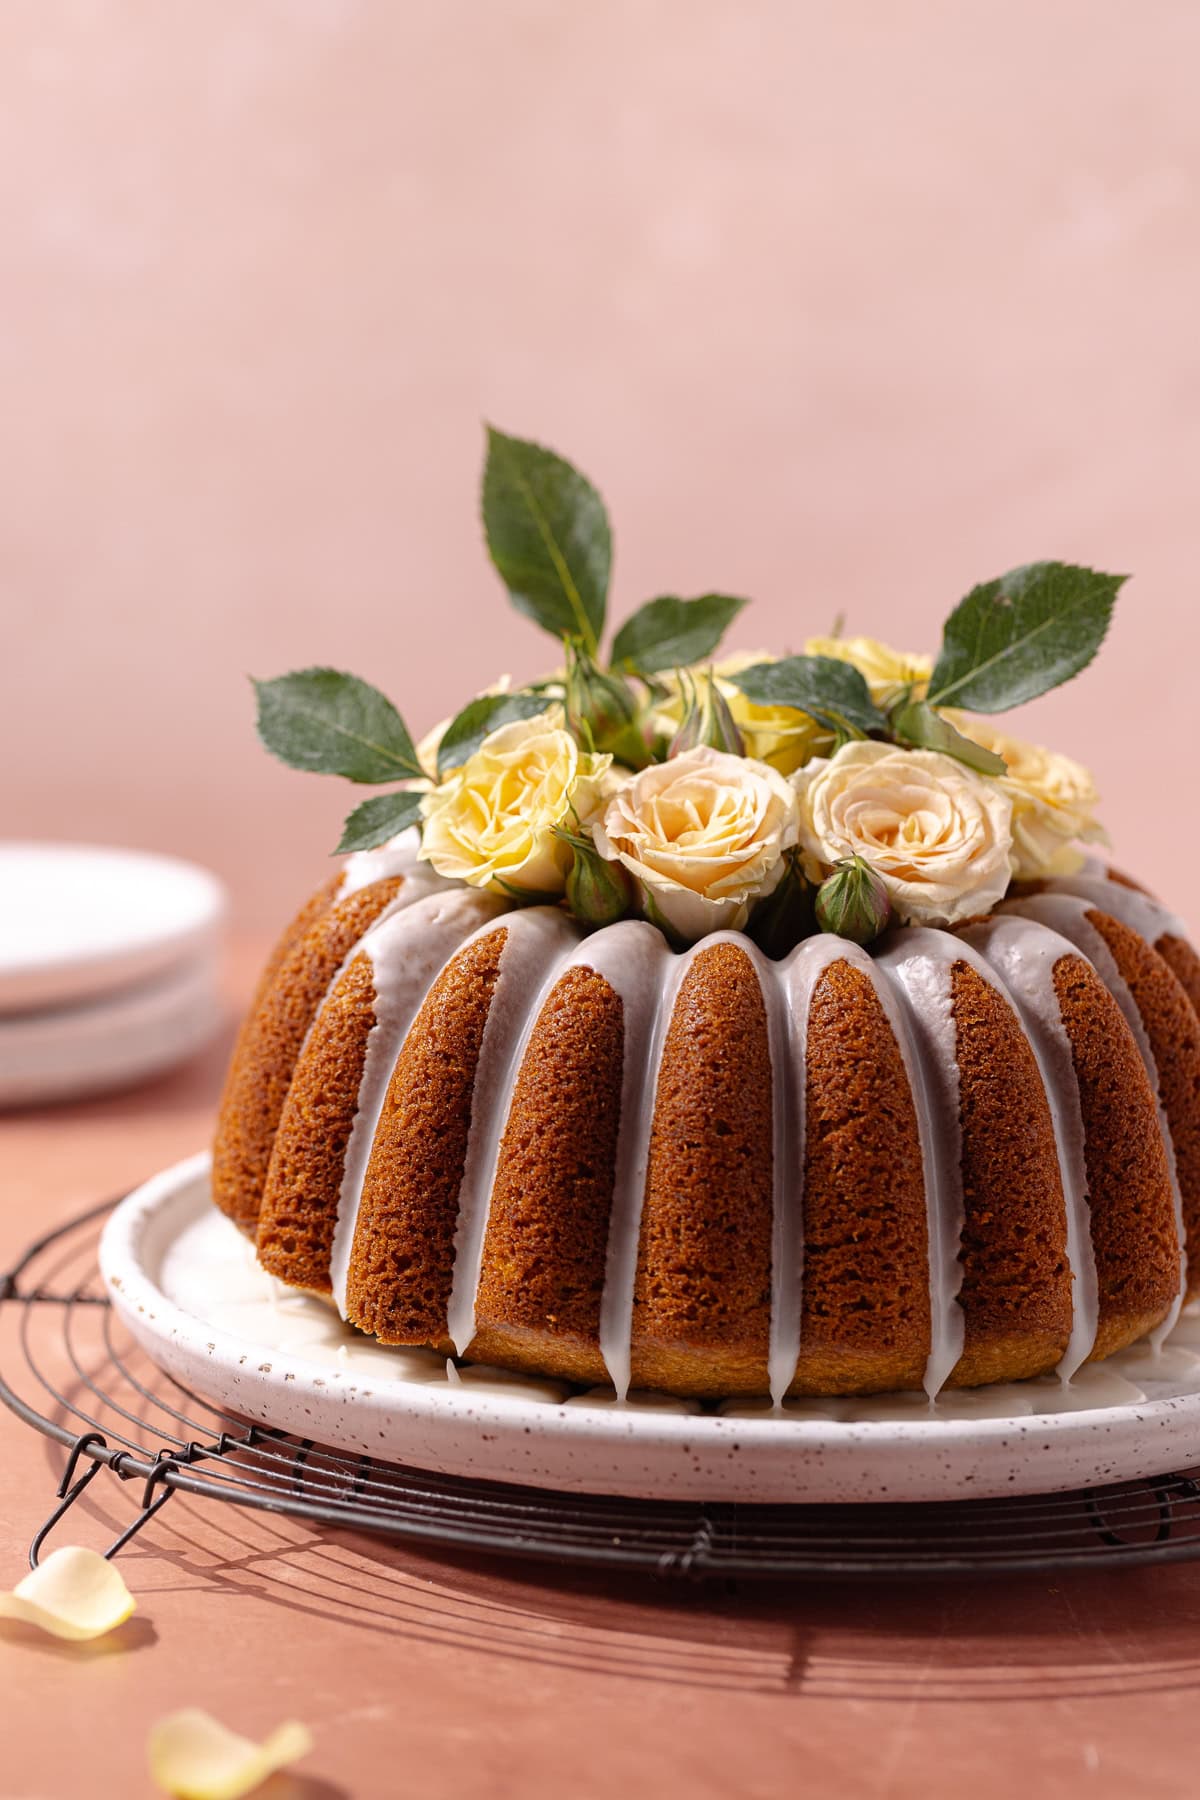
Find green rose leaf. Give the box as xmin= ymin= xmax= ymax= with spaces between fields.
xmin=436 ymin=691 xmax=550 ymax=778
xmin=890 ymin=698 xmax=1007 ymax=777
xmin=926 ymin=562 xmax=1126 ymax=713
xmin=482 ymin=426 xmax=611 ymax=657
xmin=610 ymin=594 xmax=748 ymax=677
xmin=254 ymin=669 xmax=422 ymax=783
xmin=728 ymin=655 xmax=887 ymax=736
xmin=335 ymin=789 xmax=425 ymax=854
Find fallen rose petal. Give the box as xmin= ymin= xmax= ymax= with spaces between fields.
xmin=148 ymin=1709 xmax=313 ymax=1800
xmin=0 ymin=1546 xmax=136 ymax=1641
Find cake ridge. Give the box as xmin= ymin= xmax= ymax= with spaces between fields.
xmin=326 ymin=887 xmax=504 ymax=1316
xmin=1043 ymin=865 xmax=1191 ymax=948
xmin=441 ymin=906 xmax=583 ymax=1356
xmin=769 ymin=931 xmax=877 ymax=1402
xmin=283 ymin=852 xmax=458 ymax=1117
xmin=569 ymin=922 xmax=682 ymax=1400
xmin=875 ymin=930 xmax=971 ymax=1399
xmin=959 ymin=914 xmax=1101 ymax=1378
xmin=1005 ymin=891 xmax=1189 ymax=1343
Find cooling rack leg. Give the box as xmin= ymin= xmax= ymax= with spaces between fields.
xmin=27 ymin=1432 xmax=182 ymax=1568
xmin=29 ymin=1457 xmax=107 ymax=1569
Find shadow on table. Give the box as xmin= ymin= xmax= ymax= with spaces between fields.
xmin=22 ymin=1316 xmax=1200 ymax=1707
xmin=46 ymin=1438 xmax=1200 ymax=1704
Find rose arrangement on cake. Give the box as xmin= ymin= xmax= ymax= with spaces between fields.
xmin=253 ymin=427 xmax=1116 ymax=955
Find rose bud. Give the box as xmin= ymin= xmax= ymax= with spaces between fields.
xmin=564 ymin=641 xmax=651 ymax=768
xmin=815 ymin=855 xmax=893 ymax=945
xmin=669 ymin=668 xmax=745 ymax=759
xmin=555 ymin=826 xmax=638 ymax=930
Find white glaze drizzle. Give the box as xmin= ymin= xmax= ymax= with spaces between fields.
xmin=769 ymin=934 xmax=875 ymax=1404
xmin=442 ymin=907 xmax=583 ymax=1356
xmin=327 ymin=889 xmax=503 ymax=1316
xmin=960 ymin=915 xmax=1099 ymax=1378
xmin=287 ymin=846 xmax=452 ymax=1081
xmin=761 ymin=940 xmax=825 ymax=1398
xmin=574 ymin=924 xmax=683 ymax=1399
xmin=1004 ymin=893 xmax=1188 ymax=1338
xmin=761 ymin=939 xmax=837 ymax=1408
xmin=439 ymin=917 xmax=591 ymax=1353
xmin=874 ymin=929 xmax=976 ymax=1399
xmin=337 ymin=827 xmax=449 ymax=902
xmin=283 ymin=830 xmax=455 ymax=1079
xmin=1040 ymin=869 xmax=1191 ymax=950
xmin=757 ymin=948 xmax=794 ymax=1411
xmin=599 ymin=931 xmax=795 ymax=1408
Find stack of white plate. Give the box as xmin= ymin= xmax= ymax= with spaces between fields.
xmin=0 ymin=843 xmax=227 ymax=1107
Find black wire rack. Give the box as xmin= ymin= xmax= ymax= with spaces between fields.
xmin=5 ymin=1190 xmax=1200 ymax=1580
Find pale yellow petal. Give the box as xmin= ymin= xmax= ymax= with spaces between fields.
xmin=0 ymin=1546 xmax=136 ymax=1642
xmin=596 ymin=745 xmax=799 ymax=940
xmin=148 ymin=1710 xmax=313 ymax=1800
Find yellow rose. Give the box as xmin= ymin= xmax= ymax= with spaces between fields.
xmin=803 ymin=636 xmax=932 ymax=709
xmin=793 ymin=740 xmax=1013 ymax=926
xmin=942 ymin=712 xmax=1106 ymax=879
xmin=419 ymin=707 xmax=611 ymax=896
xmin=594 ymin=745 xmax=800 ymax=942
xmin=653 ymin=652 xmax=832 ymax=775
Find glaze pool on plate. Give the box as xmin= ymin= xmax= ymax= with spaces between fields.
xmin=99 ymin=1152 xmax=1200 ymax=1504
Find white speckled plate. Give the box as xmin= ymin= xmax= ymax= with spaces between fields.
xmin=0 ymin=948 xmax=224 ymax=1107
xmin=0 ymin=842 xmax=226 ymax=1014
xmin=100 ymin=1153 xmax=1200 ymax=1503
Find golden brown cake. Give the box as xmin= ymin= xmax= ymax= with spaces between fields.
xmin=212 ymin=843 xmax=1199 ymax=1400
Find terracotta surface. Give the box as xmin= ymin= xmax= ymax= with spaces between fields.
xmin=4 ymin=3 xmax=1200 ymax=929
xmin=0 ymin=938 xmax=1199 ymax=1798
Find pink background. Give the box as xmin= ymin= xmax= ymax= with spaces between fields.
xmin=4 ymin=2 xmax=1199 ymax=931
xmin=5 ymin=16 xmax=1200 ymax=1795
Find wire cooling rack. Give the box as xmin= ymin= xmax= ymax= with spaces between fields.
xmin=4 ymin=1191 xmax=1200 ymax=1579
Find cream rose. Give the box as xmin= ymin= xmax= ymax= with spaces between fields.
xmin=804 ymin=635 xmax=932 ymax=709
xmin=793 ymin=741 xmax=1014 ymax=926
xmin=419 ymin=707 xmax=611 ymax=896
xmin=652 ymin=652 xmax=832 ymax=775
xmin=594 ymin=745 xmax=800 ymax=941
xmin=942 ymin=712 xmax=1106 ymax=880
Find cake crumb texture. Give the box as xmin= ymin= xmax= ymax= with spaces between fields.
xmin=346 ymin=929 xmax=507 ymax=1345
xmin=470 ymin=963 xmax=624 ymax=1384
xmin=256 ymin=952 xmax=378 ymax=1293
xmin=1052 ymin=950 xmax=1181 ymax=1356
xmin=949 ymin=960 xmax=1072 ymax=1385
xmin=630 ymin=943 xmax=774 ymax=1395
xmin=1085 ymin=908 xmax=1200 ymax=1299
xmin=1157 ymin=933 xmax=1200 ymax=1024
xmin=212 ymin=874 xmax=404 ymax=1228
xmin=791 ymin=958 xmax=929 ymax=1395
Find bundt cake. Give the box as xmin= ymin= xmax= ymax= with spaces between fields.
xmin=212 ymin=839 xmax=1200 ymax=1401
xmin=219 ymin=427 xmax=1192 ymax=1403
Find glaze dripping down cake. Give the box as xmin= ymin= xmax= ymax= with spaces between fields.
xmin=216 ymin=427 xmax=1196 ymax=1402
xmin=212 ymin=841 xmax=1200 ymax=1400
